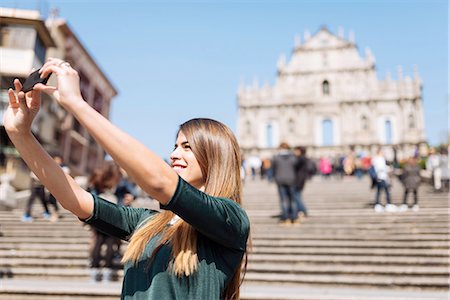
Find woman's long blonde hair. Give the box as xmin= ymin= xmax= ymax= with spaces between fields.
xmin=122 ymin=118 xmax=248 ymax=299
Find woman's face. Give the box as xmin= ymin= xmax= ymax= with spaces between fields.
xmin=170 ymin=131 xmax=205 ymax=190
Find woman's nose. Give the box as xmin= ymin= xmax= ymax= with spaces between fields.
xmin=170 ymin=148 xmax=181 ymax=160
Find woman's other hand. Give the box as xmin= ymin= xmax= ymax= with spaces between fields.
xmin=4 ymin=79 xmax=41 ymax=136
xmin=35 ymin=57 xmax=83 ymax=108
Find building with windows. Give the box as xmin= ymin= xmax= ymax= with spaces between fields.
xmin=0 ymin=8 xmax=116 ymax=189
xmin=45 ymin=16 xmax=117 ymax=176
xmin=237 ymin=27 xmax=426 ymax=161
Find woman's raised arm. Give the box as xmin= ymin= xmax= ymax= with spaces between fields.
xmin=37 ymin=58 xmax=178 ymax=204
xmin=4 ymin=79 xmax=93 ymax=219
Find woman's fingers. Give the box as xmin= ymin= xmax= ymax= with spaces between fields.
xmin=41 ymin=64 xmax=63 ymax=78
xmin=34 ymin=83 xmax=56 ymax=92
xmin=40 ymin=58 xmax=65 ymax=78
xmin=14 ymin=79 xmax=22 ymax=93
xmin=38 ymin=58 xmax=81 ymax=107
xmin=30 ymin=88 xmax=42 ymax=109
xmin=34 ymin=83 xmax=59 ymax=100
xmin=7 ymin=88 xmax=19 ymax=108
xmin=17 ymin=91 xmax=28 ymax=110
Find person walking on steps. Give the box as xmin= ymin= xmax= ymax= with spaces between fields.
xmin=372 ymin=149 xmax=395 ymax=213
xmin=293 ymin=146 xmax=311 ymax=220
xmin=272 ymin=142 xmax=299 ymax=225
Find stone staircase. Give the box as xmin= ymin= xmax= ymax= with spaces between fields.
xmin=245 ymin=177 xmax=449 ymax=288
xmin=0 ymin=176 xmax=449 ymax=299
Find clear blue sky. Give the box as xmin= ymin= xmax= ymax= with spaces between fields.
xmin=5 ymin=0 xmax=448 ymax=158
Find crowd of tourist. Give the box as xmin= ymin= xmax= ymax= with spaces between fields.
xmin=242 ymin=144 xmax=449 ymax=217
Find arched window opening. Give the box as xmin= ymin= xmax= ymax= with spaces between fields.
xmin=266 ymin=124 xmax=274 ymax=148
xmin=384 ymin=120 xmax=392 ymax=144
xmin=322 ymin=80 xmax=330 ymax=95
xmin=322 ymin=119 xmax=333 ymax=146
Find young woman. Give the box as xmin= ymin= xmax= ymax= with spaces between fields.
xmin=4 ymin=58 xmax=250 ymax=299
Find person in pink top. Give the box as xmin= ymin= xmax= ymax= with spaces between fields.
xmin=319 ymin=157 xmax=332 ymax=179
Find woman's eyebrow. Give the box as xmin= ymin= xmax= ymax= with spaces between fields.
xmin=174 ymin=141 xmax=189 ymax=147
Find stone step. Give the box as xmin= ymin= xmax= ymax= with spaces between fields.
xmin=0 ymin=250 xmax=90 ymax=259
xmin=243 ymin=272 xmax=449 ymax=289
xmin=243 ymin=190 xmax=446 ymax=197
xmin=248 ymin=233 xmax=450 ymax=241
xmin=0 ymin=243 xmax=89 ymax=251
xmin=1 ymin=233 xmax=448 ymax=245
xmin=250 ymin=247 xmax=448 ymax=257
xmin=1 ymin=245 xmax=446 ymax=260
xmin=245 ymin=206 xmax=450 ymax=212
xmin=252 ymin=226 xmax=449 ymax=234
xmin=240 ymin=283 xmax=449 ymax=300
xmin=3 ymin=218 xmax=448 ymax=229
xmin=2 ymin=263 xmax=447 ymax=283
xmin=244 ymin=201 xmax=449 ymax=206
xmin=250 ymin=210 xmax=449 ymax=218
xmin=0 ymin=293 xmax=117 ymax=299
xmin=0 ymin=222 xmax=80 ymax=228
xmin=251 ymin=239 xmax=449 ymax=249
xmin=0 ymin=267 xmax=124 ymax=277
xmin=1 ymin=231 xmax=91 ymax=238
xmin=3 ymin=253 xmax=448 ymax=270
xmin=249 ymin=213 xmax=448 ymax=220
xmin=2 ymin=210 xmax=448 ymax=221
xmin=249 ymin=254 xmax=449 ymax=266
xmin=247 ymin=215 xmax=449 ymax=222
xmin=0 ymin=237 xmax=91 ymax=244
xmin=0 ymin=278 xmax=120 ymax=299
xmin=3 ymin=239 xmax=448 ymax=251
xmin=2 ymin=223 xmax=448 ymax=232
xmin=2 ymin=227 xmax=448 ymax=237
xmin=0 ymin=218 xmax=83 ymax=224
xmin=0 ymin=267 xmax=96 ymax=280
xmin=2 ymin=236 xmax=447 ymax=249
xmin=244 ymin=193 xmax=445 ymax=200
xmin=251 ymin=228 xmax=450 ymax=235
xmin=2 ymin=224 xmax=447 ymax=236
xmin=3 ymin=258 xmax=89 ymax=268
xmin=247 ymin=263 xmax=449 ymax=276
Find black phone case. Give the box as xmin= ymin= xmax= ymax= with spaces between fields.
xmin=21 ymin=69 xmax=52 ymax=93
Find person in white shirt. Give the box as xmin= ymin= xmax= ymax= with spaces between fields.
xmin=426 ymin=148 xmax=442 ymax=191
xmin=372 ymin=149 xmax=395 ymax=212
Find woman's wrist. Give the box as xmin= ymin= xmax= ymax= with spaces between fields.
xmin=61 ymin=96 xmax=89 ymax=114
xmin=6 ymin=128 xmax=33 ymax=140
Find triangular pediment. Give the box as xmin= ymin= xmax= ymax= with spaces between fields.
xmin=302 ymin=27 xmax=351 ymax=50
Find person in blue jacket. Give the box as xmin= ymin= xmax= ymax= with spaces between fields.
xmin=4 ymin=58 xmax=250 ymax=300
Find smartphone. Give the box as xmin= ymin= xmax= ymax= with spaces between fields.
xmin=21 ymin=69 xmax=52 ymax=93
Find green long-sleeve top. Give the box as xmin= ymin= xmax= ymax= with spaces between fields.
xmin=82 ymin=176 xmax=250 ymax=300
